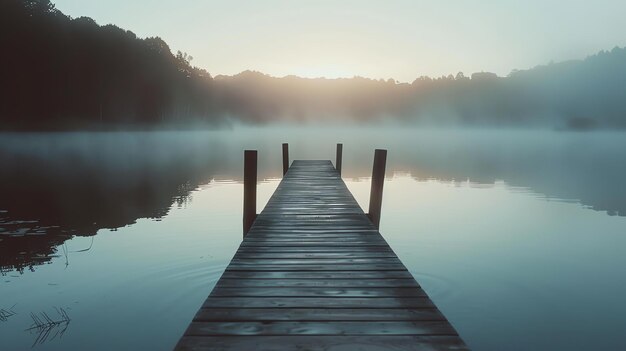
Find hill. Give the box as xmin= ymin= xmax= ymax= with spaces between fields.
xmin=2 ymin=0 xmax=626 ymax=130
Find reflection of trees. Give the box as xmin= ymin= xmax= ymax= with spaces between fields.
xmin=390 ymin=133 xmax=626 ymax=216
xmin=0 ymin=134 xmax=228 ymax=274
xmin=334 ymin=131 xmax=626 ymax=218
xmin=0 ymin=233 xmax=70 ymax=274
xmin=1 ymin=130 xmax=625 ymax=274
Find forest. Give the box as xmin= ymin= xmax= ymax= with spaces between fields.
xmin=2 ymin=0 xmax=626 ymax=130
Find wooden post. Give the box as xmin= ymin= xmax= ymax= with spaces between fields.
xmin=243 ymin=150 xmax=257 ymax=236
xmin=368 ymin=149 xmax=387 ymax=229
xmin=282 ymin=143 xmax=289 ymax=176
xmin=336 ymin=143 xmax=343 ymax=176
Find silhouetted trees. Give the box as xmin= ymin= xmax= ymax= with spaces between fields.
xmin=2 ymin=0 xmax=626 ymax=130
xmin=0 ymin=0 xmax=221 ymax=130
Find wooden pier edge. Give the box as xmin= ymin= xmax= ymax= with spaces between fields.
xmin=175 ymin=152 xmax=469 ymax=351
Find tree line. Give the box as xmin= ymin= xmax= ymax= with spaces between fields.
xmin=0 ymin=0 xmax=221 ymax=130
xmin=2 ymin=0 xmax=626 ymax=130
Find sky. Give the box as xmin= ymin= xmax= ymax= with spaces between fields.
xmin=52 ymin=0 xmax=626 ymax=82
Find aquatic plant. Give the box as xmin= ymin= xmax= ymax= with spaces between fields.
xmin=0 ymin=304 xmax=16 ymax=321
xmin=26 ymin=307 xmax=71 ymax=346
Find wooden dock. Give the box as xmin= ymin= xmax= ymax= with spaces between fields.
xmin=175 ymin=159 xmax=468 ymax=350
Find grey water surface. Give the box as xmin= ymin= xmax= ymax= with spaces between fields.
xmin=1 ymin=128 xmax=625 ymax=350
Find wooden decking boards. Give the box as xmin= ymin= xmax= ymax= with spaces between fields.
xmin=175 ymin=160 xmax=469 ymax=351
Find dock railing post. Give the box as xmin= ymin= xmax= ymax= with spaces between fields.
xmin=243 ymin=150 xmax=257 ymax=236
xmin=282 ymin=143 xmax=289 ymax=176
xmin=368 ymin=149 xmax=387 ymax=229
xmin=336 ymin=143 xmax=343 ymax=176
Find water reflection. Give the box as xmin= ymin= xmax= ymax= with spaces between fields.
xmin=0 ymin=132 xmax=222 ymax=273
xmin=0 ymin=180 xmax=248 ymax=350
xmin=1 ymin=128 xmax=626 ymax=351
xmin=1 ymin=128 xmax=625 ymax=275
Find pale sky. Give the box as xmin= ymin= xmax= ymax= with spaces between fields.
xmin=52 ymin=0 xmax=626 ymax=82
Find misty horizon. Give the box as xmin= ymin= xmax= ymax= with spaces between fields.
xmin=28 ymin=3 xmax=626 ymax=82
xmin=52 ymin=0 xmax=626 ymax=81
xmin=3 ymin=1 xmax=626 ymax=131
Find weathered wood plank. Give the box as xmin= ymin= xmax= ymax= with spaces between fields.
xmin=193 ymin=308 xmax=442 ymax=321
xmin=240 ymin=238 xmax=387 ymax=243
xmin=201 ymin=297 xmax=436 ymax=309
xmin=233 ymin=252 xmax=399 ymax=259
xmin=230 ymin=258 xmax=403 ymax=264
xmin=209 ymin=287 xmax=427 ymax=297
xmin=219 ymin=271 xmax=416 ymax=279
xmin=239 ymin=243 xmax=391 ymax=247
xmin=235 ymin=247 xmax=395 ymax=253
xmin=225 ymin=264 xmax=407 ymax=271
xmin=185 ymin=321 xmax=457 ymax=336
xmin=215 ymin=279 xmax=420 ymax=288
xmin=245 ymin=232 xmax=381 ymax=237
xmin=176 ymin=336 xmax=469 ymax=351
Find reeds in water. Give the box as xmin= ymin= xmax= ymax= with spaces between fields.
xmin=0 ymin=304 xmax=16 ymax=321
xmin=27 ymin=307 xmax=71 ymax=346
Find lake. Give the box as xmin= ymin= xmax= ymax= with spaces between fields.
xmin=1 ymin=127 xmax=625 ymax=350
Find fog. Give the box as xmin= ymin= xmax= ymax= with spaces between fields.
xmin=213 ymin=51 xmax=626 ymax=129
xmin=2 ymin=128 xmax=626 ymax=272
xmin=3 ymin=1 xmax=626 ymax=131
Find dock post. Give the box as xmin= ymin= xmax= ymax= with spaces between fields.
xmin=336 ymin=143 xmax=343 ymax=175
xmin=368 ymin=149 xmax=387 ymax=229
xmin=282 ymin=143 xmax=289 ymax=176
xmin=243 ymin=150 xmax=257 ymax=236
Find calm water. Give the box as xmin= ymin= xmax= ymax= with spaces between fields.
xmin=1 ymin=128 xmax=625 ymax=350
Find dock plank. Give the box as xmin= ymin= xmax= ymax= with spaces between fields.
xmin=177 ymin=336 xmax=467 ymax=351
xmin=209 ymin=287 xmax=427 ymax=297
xmin=174 ymin=160 xmax=468 ymax=350
xmin=193 ymin=308 xmax=444 ymax=321
xmin=185 ymin=321 xmax=457 ymax=336
xmin=214 ymin=279 xmax=420 ymax=288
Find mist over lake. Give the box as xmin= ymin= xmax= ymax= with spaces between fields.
xmin=1 ymin=127 xmax=626 ymax=350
